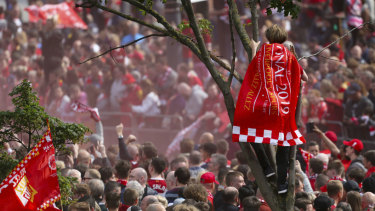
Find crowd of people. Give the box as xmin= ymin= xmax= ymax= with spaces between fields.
xmin=1 ymin=0 xmax=375 ymax=210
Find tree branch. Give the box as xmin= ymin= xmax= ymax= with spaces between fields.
xmin=79 ymin=33 xmax=167 ymax=64
xmin=298 ymin=22 xmax=372 ymax=61
xmin=248 ymin=0 xmax=259 ymax=42
xmin=210 ymin=52 xmax=244 ymax=83
xmin=181 ymin=0 xmax=226 ymax=88
xmin=227 ymin=1 xmax=237 ymax=87
xmin=227 ymin=0 xmax=253 ymax=61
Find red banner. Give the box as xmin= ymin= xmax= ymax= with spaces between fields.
xmin=0 ymin=128 xmax=61 ymax=210
xmin=299 ymin=148 xmax=314 ymax=175
xmin=232 ymin=43 xmax=305 ymax=146
xmin=25 ymin=2 xmax=87 ymax=29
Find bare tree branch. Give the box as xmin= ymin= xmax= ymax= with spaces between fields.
xmin=227 ymin=0 xmax=236 ymax=87
xmin=79 ymin=33 xmax=167 ymax=64
xmin=181 ymin=0 xmax=226 ymax=88
xmin=227 ymin=0 xmax=253 ymax=61
xmin=248 ymin=0 xmax=259 ymax=42
xmin=299 ymin=22 xmax=372 ymax=61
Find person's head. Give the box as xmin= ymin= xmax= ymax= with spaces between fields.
xmin=363 ymin=176 xmax=375 ymax=194
xmin=343 ymin=139 xmax=364 ymax=158
xmin=129 ymin=167 xmax=148 ymax=186
xmin=83 ymin=169 xmax=101 ymax=183
xmin=346 ymin=191 xmax=362 ymax=211
xmin=199 ymin=142 xmax=217 ymax=160
xmin=68 ymin=169 xmax=82 ymax=184
xmin=175 ymin=167 xmax=191 ymax=185
xmin=315 ymin=174 xmax=330 ymax=192
xmin=170 ymin=156 xmax=188 ymax=171
xmin=362 ymin=192 xmax=375 ymax=210
xmin=126 ymin=180 xmax=144 ymax=200
xmin=189 ymin=151 xmax=202 ymax=166
xmin=183 ymin=184 xmax=208 ymax=202
xmin=165 ymin=170 xmax=176 ymax=190
xmin=99 ymin=167 xmax=116 ymax=184
xmin=364 ymin=150 xmax=375 ymax=170
xmin=347 ymin=167 xmax=366 ymax=186
xmin=104 ymin=181 xmax=121 ymax=196
xmin=141 ymin=195 xmax=158 ymax=211
xmin=128 ymin=144 xmax=139 ymax=162
xmin=226 ymin=171 xmax=245 ymax=190
xmin=222 ymin=187 xmax=239 ymax=205
xmin=216 ymin=139 xmax=229 ymax=156
xmin=346 ymin=82 xmax=363 ymax=101
xmin=180 ymin=139 xmax=195 ymax=154
xmin=173 ymin=203 xmax=198 ymax=211
xmin=146 ymin=202 xmax=166 ymax=211
xmin=309 ymin=158 xmax=324 ymax=175
xmin=149 ymin=157 xmax=166 ymax=175
xmin=77 ymin=149 xmax=91 ymax=167
xmin=115 ymin=160 xmax=131 ymax=180
xmin=208 ymin=153 xmax=227 ymax=174
xmin=200 ymin=172 xmax=218 ymax=192
xmin=307 ymin=141 xmax=319 ymax=156
xmin=68 ymin=201 xmax=90 ymax=211
xmin=122 ymin=188 xmax=139 ymax=206
xmin=326 ymin=160 xmax=345 ymax=178
xmin=265 ymin=24 xmax=288 ymax=44
xmin=105 ymin=191 xmax=121 ymax=210
xmin=140 ymin=142 xmax=156 ymax=160
xmin=199 ymin=132 xmax=214 ymax=145
xmin=295 ymin=198 xmax=313 ymax=211
xmin=140 ymin=79 xmax=154 ymax=95
xmin=242 ymin=196 xmax=261 ymax=211
xmin=73 ymin=183 xmax=90 ymax=200
xmin=313 ymin=195 xmax=334 ymax=211
xmin=343 ymin=180 xmax=360 ymax=200
xmin=88 ymin=179 xmax=104 ymax=201
xmin=295 ymin=173 xmax=305 ymax=193
xmin=327 ymin=180 xmax=344 ymax=201
xmin=335 ymin=202 xmax=352 ymax=211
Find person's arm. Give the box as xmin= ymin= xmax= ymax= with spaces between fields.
xmin=116 ymin=123 xmax=135 ymax=161
xmin=98 ymin=144 xmax=111 ymax=167
xmin=95 ymin=120 xmax=104 ymax=145
xmin=296 ymin=160 xmax=314 ymax=193
xmin=313 ymin=125 xmax=340 ymax=157
xmin=131 ymin=93 xmax=154 ymax=114
xmin=250 ymin=39 xmax=260 ymax=59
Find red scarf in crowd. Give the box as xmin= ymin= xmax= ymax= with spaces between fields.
xmin=0 ymin=125 xmax=61 ymax=210
xmin=232 ymin=43 xmax=305 ymax=146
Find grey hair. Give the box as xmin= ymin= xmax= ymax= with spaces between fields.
xmin=126 ymin=180 xmax=144 ymax=199
xmin=88 ymin=179 xmax=104 ymax=199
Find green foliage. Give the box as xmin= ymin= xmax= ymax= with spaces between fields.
xmin=57 ymin=169 xmax=78 ymax=207
xmin=0 ymin=152 xmax=19 ymax=181
xmin=0 ymin=80 xmax=90 ymax=153
xmin=267 ymin=0 xmax=301 ymax=19
xmin=198 ymin=18 xmax=213 ymax=34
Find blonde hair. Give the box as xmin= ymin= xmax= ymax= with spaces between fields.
xmin=265 ymin=24 xmax=288 ymax=44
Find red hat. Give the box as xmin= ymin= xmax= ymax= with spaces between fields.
xmin=200 ymin=172 xmax=218 ymax=184
xmin=343 ymin=139 xmax=364 ymax=152
xmin=122 ymin=73 xmax=136 ymax=85
xmin=325 ymin=131 xmax=337 ymax=142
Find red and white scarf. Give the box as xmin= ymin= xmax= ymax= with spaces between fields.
xmin=232 ymin=43 xmax=305 ymax=146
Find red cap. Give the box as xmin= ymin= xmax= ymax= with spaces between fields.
xmin=122 ymin=73 xmax=136 ymax=85
xmin=325 ymin=131 xmax=337 ymax=142
xmin=200 ymin=172 xmax=218 ymax=184
xmin=343 ymin=139 xmax=364 ymax=152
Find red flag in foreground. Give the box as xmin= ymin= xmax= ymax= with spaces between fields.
xmin=232 ymin=43 xmax=305 ymax=146
xmin=25 ymin=2 xmax=87 ymax=29
xmin=0 ymin=127 xmax=61 ymax=210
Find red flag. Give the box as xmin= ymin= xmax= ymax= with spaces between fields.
xmin=232 ymin=43 xmax=305 ymax=146
xmin=0 ymin=127 xmax=61 ymax=210
xmin=299 ymin=148 xmax=315 ymax=175
xmin=25 ymin=3 xmax=87 ymax=29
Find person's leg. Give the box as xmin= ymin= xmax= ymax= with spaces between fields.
xmin=251 ymin=143 xmax=275 ymax=177
xmin=276 ymin=146 xmax=290 ymax=193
